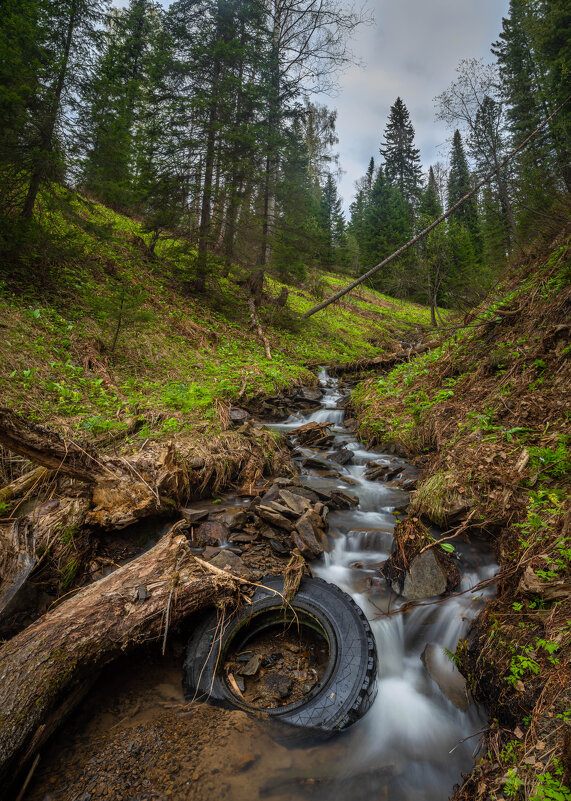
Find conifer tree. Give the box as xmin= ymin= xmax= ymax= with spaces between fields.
xmin=380 ymin=97 xmax=422 ymax=208
xmin=317 ymin=173 xmax=345 ymax=267
xmin=447 ymin=130 xmax=482 ymax=260
xmin=20 ymin=0 xmax=110 ymax=218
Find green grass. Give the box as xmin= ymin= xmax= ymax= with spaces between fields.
xmin=0 ymin=190 xmax=434 ymax=440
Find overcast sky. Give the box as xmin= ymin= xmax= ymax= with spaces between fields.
xmin=326 ymin=0 xmax=510 ymax=211
xmin=114 ymin=0 xmax=510 ymax=212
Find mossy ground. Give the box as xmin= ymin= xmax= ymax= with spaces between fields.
xmin=351 ymin=230 xmax=571 ymax=800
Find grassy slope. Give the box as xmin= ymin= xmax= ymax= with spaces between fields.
xmin=0 ymin=191 xmax=438 ymax=455
xmin=352 ymin=231 xmax=571 ymax=800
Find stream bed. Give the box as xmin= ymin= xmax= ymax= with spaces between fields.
xmin=27 ymin=369 xmax=497 ymax=801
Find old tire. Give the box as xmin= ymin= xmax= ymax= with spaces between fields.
xmin=183 ymin=575 xmax=377 ymax=731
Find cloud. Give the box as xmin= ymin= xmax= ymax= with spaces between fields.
xmin=326 ymin=0 xmax=510 ymax=210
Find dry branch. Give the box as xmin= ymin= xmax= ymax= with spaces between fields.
xmin=0 ymin=467 xmax=51 ymax=506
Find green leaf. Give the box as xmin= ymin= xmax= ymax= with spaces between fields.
xmin=440 ymin=543 xmax=455 ymax=553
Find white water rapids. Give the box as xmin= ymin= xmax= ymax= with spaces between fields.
xmin=266 ymin=368 xmax=498 ymax=801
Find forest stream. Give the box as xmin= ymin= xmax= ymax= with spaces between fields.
xmin=27 ymin=369 xmax=499 ymax=801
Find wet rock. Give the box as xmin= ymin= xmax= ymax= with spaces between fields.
xmin=294 ymin=422 xmax=335 ymax=448
xmin=327 ymin=489 xmax=359 ymax=509
xmin=257 ymin=505 xmax=294 ymax=531
xmin=301 ymin=456 xmax=331 ymax=471
xmin=288 ymin=486 xmax=321 ymax=504
xmin=364 ymin=461 xmax=400 ymax=482
xmin=180 ymin=507 xmax=209 ymax=524
xmin=295 ymin=388 xmax=323 ymax=403
xmin=278 ymin=488 xmax=310 ymax=516
xmin=400 ymin=550 xmax=448 ymax=600
xmin=329 ymin=448 xmax=354 ymax=466
xmin=293 ymin=510 xmax=327 ymax=559
xmin=229 ymin=407 xmax=250 ymax=424
xmin=390 ymin=465 xmax=421 ymax=490
xmin=192 ymin=520 xmax=229 ymax=546
xmin=214 ymin=507 xmax=248 ymax=529
xmin=208 ymin=549 xmax=248 ymax=576
xmin=422 ymin=643 xmax=470 ymax=711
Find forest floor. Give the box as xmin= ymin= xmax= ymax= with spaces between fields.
xmin=351 ymin=228 xmax=571 ymax=800
xmin=0 ymin=189 xmax=436 ymax=450
xmin=1 ymin=193 xmax=570 ymax=801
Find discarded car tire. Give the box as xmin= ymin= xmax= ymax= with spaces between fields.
xmin=183 ymin=575 xmax=377 ymax=731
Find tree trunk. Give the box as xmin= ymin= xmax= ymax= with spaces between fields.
xmin=0 ymin=467 xmax=50 ymax=506
xmin=0 ymin=408 xmax=103 ymax=483
xmin=0 ymin=498 xmax=90 ymax=617
xmin=0 ymin=525 xmax=243 ymax=787
xmin=22 ymin=0 xmax=78 ymax=219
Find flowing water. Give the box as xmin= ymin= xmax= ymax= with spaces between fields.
xmin=27 ymin=369 xmax=497 ymax=801
xmin=264 ymin=369 xmax=497 ymax=800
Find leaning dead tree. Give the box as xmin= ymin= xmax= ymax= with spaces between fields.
xmin=302 ymin=98 xmax=570 ymax=319
xmin=0 ymin=525 xmax=244 ymax=787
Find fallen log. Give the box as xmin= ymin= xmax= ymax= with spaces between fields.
xmin=0 ymin=467 xmax=51 ymax=507
xmin=0 ymin=523 xmax=244 ymax=787
xmin=328 ymin=341 xmax=439 ymax=377
xmin=0 ymin=409 xmax=293 ymax=530
xmin=0 ymin=408 xmax=104 ymax=482
xmin=0 ymin=498 xmax=90 ymax=618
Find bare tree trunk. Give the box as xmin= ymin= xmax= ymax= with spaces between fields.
xmin=0 ymin=526 xmax=243 ymax=787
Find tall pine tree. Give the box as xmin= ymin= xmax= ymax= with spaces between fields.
xmin=380 ymin=97 xmax=422 ymax=208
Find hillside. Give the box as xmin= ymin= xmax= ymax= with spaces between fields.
xmin=0 ymin=191 xmax=435 ymax=447
xmin=352 ymin=230 xmax=571 ymax=800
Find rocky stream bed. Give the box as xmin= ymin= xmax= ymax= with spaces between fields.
xmin=22 ymin=369 xmax=499 ymax=801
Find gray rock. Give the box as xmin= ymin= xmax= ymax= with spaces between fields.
xmin=208 ymin=549 xmax=248 ymax=576
xmin=278 ymin=489 xmax=310 ymax=516
xmin=422 ymin=643 xmax=470 ymax=711
xmin=293 ymin=511 xmax=326 ymax=559
xmin=180 ymin=507 xmax=210 ymax=524
xmin=401 ymin=550 xmax=448 ymax=600
xmin=257 ymin=505 xmax=294 ymax=531
xmin=229 ymin=407 xmax=250 ymax=423
xmin=193 ymin=520 xmax=229 ymax=546
xmin=215 ymin=506 xmax=248 ymax=529
xmin=329 ymin=448 xmax=354 ymax=465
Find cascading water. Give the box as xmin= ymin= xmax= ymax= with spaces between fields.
xmin=27 ymin=368 xmax=498 ymax=801
xmin=269 ymin=368 xmax=497 ymax=801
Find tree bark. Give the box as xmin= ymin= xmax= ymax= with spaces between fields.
xmin=0 ymin=525 xmax=243 ymax=786
xmin=0 ymin=498 xmax=90 ymax=618
xmin=0 ymin=467 xmax=50 ymax=506
xmin=0 ymin=408 xmax=103 ymax=483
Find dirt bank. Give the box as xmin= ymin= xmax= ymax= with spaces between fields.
xmin=352 ymin=232 xmax=571 ymax=799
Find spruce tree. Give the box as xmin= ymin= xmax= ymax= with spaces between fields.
xmin=447 ymin=130 xmax=482 ymax=260
xmin=380 ymin=97 xmax=422 ymax=208
xmin=20 ymin=0 xmax=110 ymax=218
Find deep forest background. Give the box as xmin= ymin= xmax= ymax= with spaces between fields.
xmin=0 ymin=0 xmax=569 ymax=311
